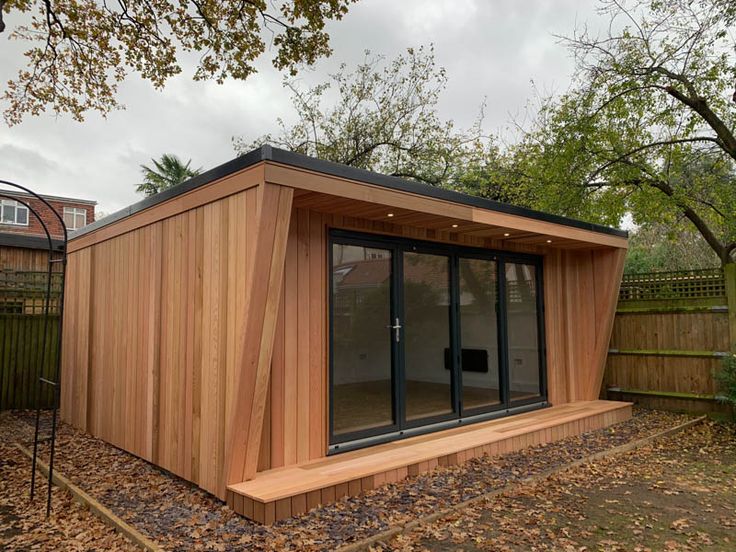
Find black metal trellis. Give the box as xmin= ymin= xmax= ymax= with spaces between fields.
xmin=0 ymin=180 xmax=67 ymax=517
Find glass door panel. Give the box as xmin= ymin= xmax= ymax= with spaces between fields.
xmin=331 ymin=243 xmax=395 ymax=438
xmin=505 ymin=262 xmax=542 ymax=402
xmin=458 ymin=257 xmax=502 ymax=413
xmin=402 ymin=251 xmax=454 ymax=423
xmin=330 ymin=230 xmax=547 ymax=450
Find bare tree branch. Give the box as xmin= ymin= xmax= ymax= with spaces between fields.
xmin=663 ymin=85 xmax=736 ymax=160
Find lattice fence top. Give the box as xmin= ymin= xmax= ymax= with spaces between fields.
xmin=0 ymin=270 xmax=63 ymax=314
xmin=619 ymin=267 xmax=725 ymax=302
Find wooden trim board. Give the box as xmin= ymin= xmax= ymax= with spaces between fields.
xmin=16 ymin=444 xmax=162 ymax=551
xmin=265 ymin=163 xmax=628 ymax=249
xmin=224 ymin=183 xmax=294 ymax=491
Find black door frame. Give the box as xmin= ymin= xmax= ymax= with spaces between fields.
xmin=327 ymin=233 xmax=401 ymax=444
xmin=398 ymin=242 xmax=459 ymax=431
xmin=328 ymin=229 xmax=548 ymax=453
xmin=454 ymin=251 xmax=507 ymax=419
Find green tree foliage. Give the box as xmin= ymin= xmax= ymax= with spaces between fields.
xmin=137 ymin=153 xmax=201 ymax=196
xmin=624 ymin=223 xmax=720 ymax=273
xmin=504 ymin=0 xmax=736 ymax=265
xmin=237 ymin=46 xmax=499 ymax=189
xmin=715 ymin=354 xmax=736 ymax=417
xmin=0 ymin=0 xmax=356 ymax=125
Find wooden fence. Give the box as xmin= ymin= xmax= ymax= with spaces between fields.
xmin=0 ymin=270 xmax=63 ymax=410
xmin=604 ymin=266 xmax=736 ymax=414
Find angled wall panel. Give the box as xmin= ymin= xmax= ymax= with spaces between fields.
xmin=61 ymin=184 xmax=260 ymax=499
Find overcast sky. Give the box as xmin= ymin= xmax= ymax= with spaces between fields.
xmin=0 ymin=0 xmax=602 ymax=216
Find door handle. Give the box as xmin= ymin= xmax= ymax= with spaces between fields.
xmin=387 ymin=317 xmax=402 ymax=342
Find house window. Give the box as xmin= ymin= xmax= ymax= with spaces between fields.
xmin=63 ymin=207 xmax=87 ymax=230
xmin=0 ymin=200 xmax=29 ymax=226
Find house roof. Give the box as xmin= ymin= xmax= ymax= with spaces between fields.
xmin=0 ymin=232 xmax=65 ymax=251
xmin=0 ymin=189 xmax=97 ymax=206
xmin=72 ymin=145 xmax=627 ymax=240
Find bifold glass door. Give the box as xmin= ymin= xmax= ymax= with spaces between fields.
xmin=329 ymin=231 xmax=546 ymax=449
xmin=331 ymin=242 xmax=396 ymax=438
xmin=505 ymin=262 xmax=543 ymax=402
xmin=458 ymin=257 xmax=502 ymax=413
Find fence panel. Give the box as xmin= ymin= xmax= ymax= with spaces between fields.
xmin=618 ymin=268 xmax=725 ymax=302
xmin=0 ymin=270 xmax=62 ymax=410
xmin=604 ymin=267 xmax=731 ymax=413
xmin=0 ymin=314 xmax=60 ymax=409
xmin=610 ymin=310 xmax=730 ymax=352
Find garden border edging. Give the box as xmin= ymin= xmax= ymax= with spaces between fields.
xmin=16 ymin=443 xmax=163 ymax=552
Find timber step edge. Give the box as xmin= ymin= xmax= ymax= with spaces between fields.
xmin=227 ymin=400 xmax=632 ymax=524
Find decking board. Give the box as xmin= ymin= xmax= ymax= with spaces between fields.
xmin=227 ymin=400 xmax=631 ymax=522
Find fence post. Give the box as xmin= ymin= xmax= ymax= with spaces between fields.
xmin=724 ymin=263 xmax=736 ymax=353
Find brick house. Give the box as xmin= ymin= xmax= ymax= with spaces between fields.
xmin=0 ymin=191 xmax=96 ymax=271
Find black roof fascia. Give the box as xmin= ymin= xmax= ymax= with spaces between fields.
xmin=71 ymin=147 xmax=267 ymax=239
xmin=0 ymin=233 xmax=65 ymax=251
xmin=72 ymin=144 xmax=627 ymax=240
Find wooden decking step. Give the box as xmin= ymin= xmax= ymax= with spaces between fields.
xmin=227 ymin=400 xmax=632 ymax=523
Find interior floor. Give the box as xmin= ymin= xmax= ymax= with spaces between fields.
xmin=333 ymin=379 xmax=539 ymax=436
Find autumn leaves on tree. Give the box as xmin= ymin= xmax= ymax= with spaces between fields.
xmin=0 ymin=0 xmax=356 ymax=124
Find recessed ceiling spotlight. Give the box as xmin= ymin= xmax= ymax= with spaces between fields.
xmin=451 ymin=224 xmax=458 ymax=228
xmin=546 ymin=239 xmax=552 ymax=243
xmin=503 ymin=232 xmax=510 ymax=237
xmin=387 ymin=213 xmax=394 ymax=217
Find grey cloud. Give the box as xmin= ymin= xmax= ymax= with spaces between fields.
xmin=0 ymin=0 xmax=605 ymax=214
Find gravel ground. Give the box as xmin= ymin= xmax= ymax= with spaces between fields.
xmin=1 ymin=408 xmax=693 ymax=551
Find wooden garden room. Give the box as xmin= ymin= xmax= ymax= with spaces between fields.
xmin=60 ymin=145 xmax=631 ymax=523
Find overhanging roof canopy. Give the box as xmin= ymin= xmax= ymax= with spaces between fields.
xmin=72 ymin=145 xmax=627 ymax=251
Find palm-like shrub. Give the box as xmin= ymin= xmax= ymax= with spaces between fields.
xmin=137 ymin=154 xmax=202 ymax=196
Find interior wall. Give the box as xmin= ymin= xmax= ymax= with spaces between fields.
xmin=459 ymin=309 xmax=500 ymax=390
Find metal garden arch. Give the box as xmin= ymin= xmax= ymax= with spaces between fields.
xmin=0 ymin=179 xmax=67 ymax=516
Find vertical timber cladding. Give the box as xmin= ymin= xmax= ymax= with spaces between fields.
xmin=543 ymin=247 xmax=626 ymax=405
xmin=263 ymin=207 xmax=329 ymax=471
xmin=224 ymin=183 xmax=294 ymax=486
xmin=61 ymin=183 xmax=262 ymax=499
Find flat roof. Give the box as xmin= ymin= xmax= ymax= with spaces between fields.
xmin=73 ymin=145 xmax=627 ymax=240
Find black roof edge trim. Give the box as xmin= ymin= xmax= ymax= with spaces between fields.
xmin=72 ymin=144 xmax=627 ymax=241
xmin=0 ymin=233 xmax=65 ymax=251
xmin=71 ymin=147 xmax=268 ymax=239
